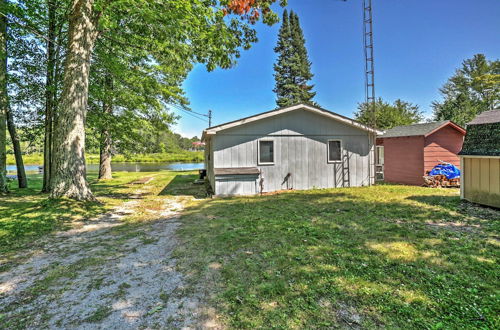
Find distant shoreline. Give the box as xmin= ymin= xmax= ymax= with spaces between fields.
xmin=6 ymin=151 xmax=204 ymax=166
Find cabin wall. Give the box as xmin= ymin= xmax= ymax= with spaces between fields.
xmin=424 ymin=125 xmax=464 ymax=172
xmin=382 ymin=136 xmax=425 ymax=185
xmin=462 ymin=156 xmax=500 ymax=208
xmin=204 ymin=137 xmax=215 ymax=192
xmin=211 ymin=109 xmax=374 ymax=195
xmin=214 ymin=174 xmax=259 ymax=196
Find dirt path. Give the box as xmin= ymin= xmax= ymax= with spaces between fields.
xmin=0 ymin=185 xmax=215 ymax=329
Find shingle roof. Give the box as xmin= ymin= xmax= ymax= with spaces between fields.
xmin=380 ymin=121 xmax=458 ymax=138
xmin=467 ymin=109 xmax=500 ymax=125
xmin=460 ymin=110 xmax=500 ymax=156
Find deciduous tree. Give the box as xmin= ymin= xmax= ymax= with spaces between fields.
xmin=355 ymin=98 xmax=423 ymax=130
xmin=49 ymin=0 xmax=285 ymax=200
xmin=0 ymin=0 xmax=6 ymax=193
xmin=432 ymin=54 xmax=499 ymax=126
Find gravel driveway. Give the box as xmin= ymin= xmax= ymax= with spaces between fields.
xmin=0 ymin=187 xmax=217 ymax=329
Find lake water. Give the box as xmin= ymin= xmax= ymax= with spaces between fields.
xmin=6 ymin=162 xmax=204 ymax=174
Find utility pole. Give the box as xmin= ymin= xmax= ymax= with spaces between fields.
xmin=208 ymin=109 xmax=212 ymax=127
xmin=362 ymin=0 xmax=376 ymax=129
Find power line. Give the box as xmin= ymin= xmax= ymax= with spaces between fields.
xmin=171 ymin=104 xmax=210 ymax=118
xmin=169 ymin=104 xmax=208 ymax=123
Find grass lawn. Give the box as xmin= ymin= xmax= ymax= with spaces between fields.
xmin=0 ymin=171 xmax=201 ymax=256
xmin=1 ymin=173 xmax=499 ymax=328
xmin=175 ymin=184 xmax=500 ymax=329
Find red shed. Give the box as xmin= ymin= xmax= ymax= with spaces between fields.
xmin=377 ymin=121 xmax=466 ymax=185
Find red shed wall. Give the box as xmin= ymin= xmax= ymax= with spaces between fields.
xmin=383 ymin=136 xmax=425 ymax=185
xmin=424 ymin=125 xmax=464 ymax=173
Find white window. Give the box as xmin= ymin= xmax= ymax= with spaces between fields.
xmin=376 ymin=146 xmax=384 ymax=165
xmin=327 ymin=140 xmax=342 ymax=163
xmin=258 ymin=140 xmax=274 ymax=165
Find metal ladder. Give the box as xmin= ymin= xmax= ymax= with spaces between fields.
xmin=342 ymin=149 xmax=350 ymax=187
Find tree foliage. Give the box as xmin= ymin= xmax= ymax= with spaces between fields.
xmin=3 ymin=0 xmax=286 ymax=199
xmin=355 ymin=98 xmax=423 ymax=130
xmin=432 ymin=54 xmax=500 ymax=126
xmin=273 ymin=9 xmax=316 ymax=108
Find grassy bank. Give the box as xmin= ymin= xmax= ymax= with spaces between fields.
xmin=6 ymin=151 xmax=203 ymax=165
xmin=176 ymin=185 xmax=500 ymax=328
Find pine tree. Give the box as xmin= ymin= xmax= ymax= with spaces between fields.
xmin=273 ymin=10 xmax=316 ymax=108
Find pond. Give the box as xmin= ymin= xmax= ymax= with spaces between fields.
xmin=6 ymin=162 xmax=205 ymax=174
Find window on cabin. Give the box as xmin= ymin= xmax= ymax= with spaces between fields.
xmin=327 ymin=140 xmax=342 ymax=162
xmin=376 ymin=146 xmax=384 ymax=165
xmin=258 ymin=140 xmax=274 ymax=164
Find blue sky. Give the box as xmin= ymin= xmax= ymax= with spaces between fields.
xmin=174 ymin=0 xmax=500 ymax=138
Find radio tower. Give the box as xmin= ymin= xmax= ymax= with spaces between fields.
xmin=336 ymin=0 xmax=377 ymax=128
xmin=362 ymin=0 xmax=376 ymax=128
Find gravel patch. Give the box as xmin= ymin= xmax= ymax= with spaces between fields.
xmin=0 ymin=188 xmax=218 ymax=329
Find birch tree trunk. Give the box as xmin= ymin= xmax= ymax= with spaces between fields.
xmin=42 ymin=0 xmax=57 ymax=192
xmin=6 ymin=106 xmax=27 ymax=188
xmin=0 ymin=9 xmax=8 ymax=193
xmin=50 ymin=0 xmax=98 ymax=200
xmin=98 ymin=74 xmax=113 ymax=180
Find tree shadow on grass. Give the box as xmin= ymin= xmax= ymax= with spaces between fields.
xmin=158 ymin=174 xmax=206 ymax=198
xmin=0 ymin=196 xmax=106 ymax=254
xmin=176 ymin=188 xmax=498 ymax=329
xmin=406 ymin=194 xmax=461 ymax=212
xmin=407 ymin=194 xmax=500 ymax=223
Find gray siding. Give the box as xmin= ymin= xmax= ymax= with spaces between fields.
xmin=214 ymin=175 xmax=258 ymax=196
xmin=207 ymin=109 xmax=375 ymax=195
xmin=204 ymin=137 xmax=215 ymax=192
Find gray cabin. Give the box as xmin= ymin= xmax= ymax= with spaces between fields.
xmin=202 ymin=104 xmax=380 ymax=196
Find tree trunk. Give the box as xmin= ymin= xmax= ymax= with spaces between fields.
xmin=42 ymin=0 xmax=57 ymax=192
xmin=98 ymin=76 xmax=113 ymax=179
xmin=98 ymin=129 xmax=112 ymax=179
xmin=0 ymin=8 xmax=8 ymax=193
xmin=6 ymin=107 xmax=27 ymax=188
xmin=50 ymin=0 xmax=98 ymax=200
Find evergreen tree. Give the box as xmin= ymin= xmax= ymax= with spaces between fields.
xmin=273 ymin=10 xmax=316 ymax=108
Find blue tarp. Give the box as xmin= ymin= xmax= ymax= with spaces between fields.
xmin=429 ymin=163 xmax=460 ymax=180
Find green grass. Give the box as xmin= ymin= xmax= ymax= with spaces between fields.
xmin=84 ymin=305 xmax=113 ymax=323
xmin=175 ymin=185 xmax=500 ymax=329
xmin=6 ymin=151 xmax=203 ymax=165
xmin=0 ymin=171 xmax=194 ymax=255
xmin=2 ymin=173 xmax=498 ymax=328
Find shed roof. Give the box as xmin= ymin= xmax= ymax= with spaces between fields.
xmin=467 ymin=109 xmax=500 ymax=125
xmin=460 ymin=110 xmax=500 ymax=156
xmin=202 ymin=104 xmax=382 ymax=141
xmin=380 ymin=121 xmax=465 ymax=138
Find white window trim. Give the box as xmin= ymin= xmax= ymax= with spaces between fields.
xmin=327 ymin=139 xmax=342 ymax=163
xmin=375 ymin=146 xmax=384 ymax=166
xmin=258 ymin=139 xmax=275 ymax=165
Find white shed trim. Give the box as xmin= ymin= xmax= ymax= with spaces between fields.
xmin=202 ymin=104 xmax=382 ymax=140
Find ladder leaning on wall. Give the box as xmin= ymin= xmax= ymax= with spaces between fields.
xmin=342 ymin=149 xmax=350 ymax=187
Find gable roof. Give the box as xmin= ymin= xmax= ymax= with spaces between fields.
xmin=202 ymin=104 xmax=382 ymax=140
xmin=459 ymin=110 xmax=500 ymax=156
xmin=379 ymin=121 xmax=465 ymax=138
xmin=467 ymin=109 xmax=500 ymax=125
